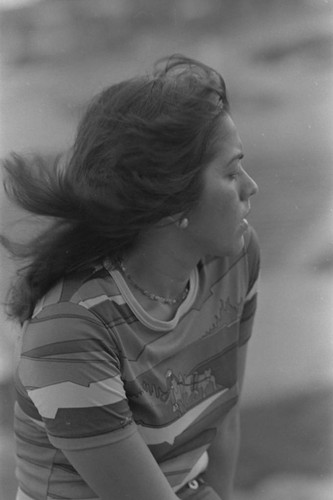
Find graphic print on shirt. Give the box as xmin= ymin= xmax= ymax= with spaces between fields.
xmin=204 ymin=296 xmax=243 ymax=337
xmin=136 ymin=355 xmax=235 ymax=450
xmin=165 ymin=367 xmax=219 ymax=416
xmin=14 ymin=228 xmax=260 ymax=500
xmin=138 ymin=364 xmax=226 ymax=415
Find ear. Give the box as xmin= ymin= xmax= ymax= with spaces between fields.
xmin=178 ymin=218 xmax=189 ymax=229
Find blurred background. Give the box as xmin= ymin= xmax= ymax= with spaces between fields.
xmin=0 ymin=0 xmax=333 ymax=498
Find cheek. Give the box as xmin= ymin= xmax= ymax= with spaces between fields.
xmin=211 ymin=191 xmax=236 ymax=221
xmin=193 ymin=182 xmax=238 ymax=228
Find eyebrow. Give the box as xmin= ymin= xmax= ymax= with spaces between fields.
xmin=226 ymin=152 xmax=244 ymax=167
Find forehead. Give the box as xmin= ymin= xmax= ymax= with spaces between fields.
xmin=210 ymin=115 xmax=243 ymax=161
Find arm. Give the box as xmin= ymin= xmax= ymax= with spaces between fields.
xmin=22 ymin=303 xmax=179 ymax=500
xmin=63 ymin=429 xmax=179 ymax=500
xmin=203 ymin=342 xmax=248 ymax=500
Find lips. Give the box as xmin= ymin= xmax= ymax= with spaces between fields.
xmin=240 ymin=207 xmax=251 ymax=230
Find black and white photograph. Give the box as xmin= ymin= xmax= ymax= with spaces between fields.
xmin=0 ymin=1 xmax=332 ymax=499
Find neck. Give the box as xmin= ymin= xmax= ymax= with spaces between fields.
xmin=122 ymin=228 xmax=199 ymax=300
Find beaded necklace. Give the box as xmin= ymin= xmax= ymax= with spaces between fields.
xmin=118 ymin=261 xmax=189 ymax=305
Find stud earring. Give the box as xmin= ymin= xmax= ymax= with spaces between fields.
xmin=179 ymin=218 xmax=189 ymax=229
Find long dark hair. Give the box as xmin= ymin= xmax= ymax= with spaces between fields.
xmin=1 ymin=55 xmax=229 ymax=323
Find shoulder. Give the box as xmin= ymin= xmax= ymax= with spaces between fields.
xmin=32 ymin=264 xmax=124 ymax=322
xmin=21 ymin=265 xmax=130 ymax=355
xmin=18 ymin=266 xmax=125 ymax=391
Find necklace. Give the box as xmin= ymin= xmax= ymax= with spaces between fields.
xmin=118 ymin=261 xmax=189 ymax=305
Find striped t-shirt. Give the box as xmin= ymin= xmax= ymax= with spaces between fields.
xmin=14 ymin=227 xmax=259 ymax=499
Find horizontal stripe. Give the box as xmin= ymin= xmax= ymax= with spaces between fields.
xmin=79 ymin=293 xmax=126 ymax=309
xmin=22 ymin=305 xmax=107 ymax=352
xmin=119 ymin=306 xmax=240 ymax=377
xmin=47 ymin=418 xmax=136 ymax=451
xmin=23 ymin=339 xmax=109 ymax=358
xmin=138 ymin=388 xmax=228 ymax=445
xmin=16 ymin=455 xmax=53 ymax=500
xmin=28 ymin=375 xmax=126 ymax=418
xmin=43 ymin=399 xmax=132 ymax=439
xmin=37 ymin=351 xmax=114 ymax=362
xmin=16 ymin=392 xmax=43 ymax=422
xmin=13 ymin=227 xmax=259 ymax=500
xmin=19 ymin=355 xmax=121 ymax=389
xmin=46 ymin=461 xmax=98 ymax=500
xmin=16 ymin=488 xmax=99 ymax=500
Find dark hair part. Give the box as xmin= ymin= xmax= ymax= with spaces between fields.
xmin=1 ymin=54 xmax=229 ymax=322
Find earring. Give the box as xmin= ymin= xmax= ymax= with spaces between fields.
xmin=179 ymin=218 xmax=189 ymax=229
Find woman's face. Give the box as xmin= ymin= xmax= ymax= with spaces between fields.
xmin=186 ymin=114 xmax=258 ymax=258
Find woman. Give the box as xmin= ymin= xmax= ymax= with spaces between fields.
xmin=2 ymin=55 xmax=259 ymax=500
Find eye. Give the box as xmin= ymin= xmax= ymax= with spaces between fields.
xmin=223 ymin=152 xmax=245 ymax=181
xmin=228 ymin=172 xmax=240 ymax=180
xmin=228 ymin=165 xmax=242 ymax=180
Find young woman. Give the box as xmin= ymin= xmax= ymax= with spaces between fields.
xmin=2 ymin=55 xmax=259 ymax=500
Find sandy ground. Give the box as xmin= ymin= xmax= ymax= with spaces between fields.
xmin=0 ymin=3 xmax=333 ymax=499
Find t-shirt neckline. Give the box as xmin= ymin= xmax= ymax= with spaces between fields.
xmin=105 ymin=263 xmax=199 ymax=332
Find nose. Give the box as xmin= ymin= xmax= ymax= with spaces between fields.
xmin=242 ymin=171 xmax=258 ymax=200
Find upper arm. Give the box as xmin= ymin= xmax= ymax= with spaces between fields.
xmin=19 ymin=304 xmax=178 ymax=499
xmin=63 ymin=431 xmax=179 ymax=500
xmin=19 ymin=303 xmax=133 ymax=444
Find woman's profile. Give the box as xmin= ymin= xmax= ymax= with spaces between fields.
xmin=1 ymin=55 xmax=259 ymax=500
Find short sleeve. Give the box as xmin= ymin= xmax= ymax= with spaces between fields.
xmin=17 ymin=301 xmax=136 ymax=450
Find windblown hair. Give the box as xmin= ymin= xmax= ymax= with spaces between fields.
xmin=1 ymin=55 xmax=229 ymax=322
